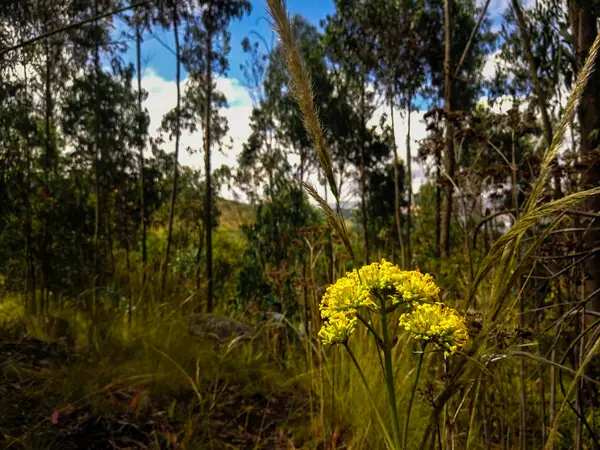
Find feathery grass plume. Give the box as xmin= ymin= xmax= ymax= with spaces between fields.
xmin=266 ymin=0 xmax=337 ymax=200
xmin=469 ymin=30 xmax=600 ymax=307
xmin=419 ymin=31 xmax=600 ymax=450
xmin=266 ymin=0 xmax=356 ymax=266
xmin=525 ymin=30 xmax=600 ymax=216
xmin=301 ymin=180 xmax=355 ymax=264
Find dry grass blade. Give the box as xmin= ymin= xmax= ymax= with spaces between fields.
xmin=507 ymin=350 xmax=600 ymax=387
xmin=301 ymin=180 xmax=355 ymax=264
xmin=471 ymin=186 xmax=600 ymax=301
xmin=151 ymin=346 xmax=203 ymax=405
xmin=471 ymin=31 xmax=600 ymax=301
xmin=524 ymin=31 xmax=600 ymax=215
xmin=544 ymin=336 xmax=600 ymax=449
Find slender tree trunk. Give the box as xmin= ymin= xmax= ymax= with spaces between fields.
xmin=125 ymin=228 xmax=132 ymax=326
xmin=441 ymin=0 xmax=454 ymax=258
xmin=359 ymin=73 xmax=370 ymax=263
xmin=513 ymin=128 xmax=527 ymax=450
xmin=323 ymin=167 xmax=334 ymax=284
xmin=22 ymin=52 xmax=36 ymax=314
xmin=572 ymin=0 xmax=600 ymax=314
xmin=161 ymin=2 xmax=181 ymax=297
xmin=435 ymin=145 xmax=442 ymax=257
xmin=135 ymin=17 xmax=147 ymax=289
xmin=389 ymin=85 xmax=405 ymax=267
xmin=194 ymin=224 xmax=204 ymax=312
xmin=92 ymin=0 xmax=102 ymax=322
xmin=204 ymin=24 xmax=215 ymax=313
xmin=406 ymin=92 xmax=413 ymax=265
xmin=575 ymin=286 xmax=584 ymax=450
xmin=42 ymin=0 xmax=53 ymax=315
xmin=25 ymin=135 xmax=35 ymax=314
xmin=511 ymin=0 xmax=561 ymax=199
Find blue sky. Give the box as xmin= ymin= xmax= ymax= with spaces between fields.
xmin=119 ymin=0 xmax=334 ymax=86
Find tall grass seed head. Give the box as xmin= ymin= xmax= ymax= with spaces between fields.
xmin=398 ymin=303 xmax=468 ymax=355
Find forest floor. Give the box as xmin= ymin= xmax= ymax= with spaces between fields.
xmin=0 ymin=329 xmax=316 ymax=450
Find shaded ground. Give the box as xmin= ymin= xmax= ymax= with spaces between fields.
xmin=0 ymin=333 xmax=313 ymax=449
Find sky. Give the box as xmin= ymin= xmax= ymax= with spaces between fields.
xmin=114 ymin=0 xmax=521 ymax=203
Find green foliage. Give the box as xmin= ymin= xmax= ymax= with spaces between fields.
xmin=236 ymin=180 xmax=320 ymax=319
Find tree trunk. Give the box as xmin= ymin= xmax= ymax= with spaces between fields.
xmin=42 ymin=0 xmax=53 ymax=315
xmin=204 ymin=24 xmax=214 ymax=313
xmin=135 ymin=16 xmax=147 ymax=288
xmin=22 ymin=51 xmax=36 ymax=314
xmin=573 ymin=1 xmax=600 ymax=313
xmin=389 ymin=85 xmax=405 ymax=267
xmin=511 ymin=0 xmax=561 ymax=199
xmin=441 ymin=0 xmax=454 ymax=258
xmin=92 ymin=0 xmax=102 ymax=321
xmin=161 ymin=2 xmax=181 ymax=297
xmin=323 ymin=167 xmax=334 ymax=283
xmin=194 ymin=223 xmax=204 ymax=312
xmin=359 ymin=74 xmax=370 ymax=264
xmin=435 ymin=145 xmax=442 ymax=258
xmin=406 ymin=92 xmax=413 ymax=265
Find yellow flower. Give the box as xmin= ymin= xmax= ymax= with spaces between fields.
xmin=318 ymin=260 xmax=441 ymax=347
xmin=318 ymin=309 xmax=358 ymax=347
xmin=358 ymin=259 xmax=440 ymax=307
xmin=398 ymin=303 xmax=468 ymax=354
xmin=319 ymin=270 xmax=369 ymax=319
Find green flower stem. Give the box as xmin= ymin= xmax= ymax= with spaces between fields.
xmin=403 ymin=343 xmax=426 ymax=448
xmin=343 ymin=343 xmax=396 ymax=450
xmin=357 ymin=313 xmax=383 ymax=346
xmin=380 ymin=300 xmax=402 ymax=450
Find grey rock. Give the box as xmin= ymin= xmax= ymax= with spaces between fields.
xmin=188 ymin=314 xmax=257 ymax=348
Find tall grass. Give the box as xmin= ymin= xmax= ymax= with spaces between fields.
xmin=266 ymin=0 xmax=600 ymax=447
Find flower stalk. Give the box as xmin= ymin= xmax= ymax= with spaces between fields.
xmin=316 ymin=258 xmax=467 ymax=448
xmin=403 ymin=343 xmax=426 ymax=448
xmin=344 ymin=343 xmax=396 ymax=450
xmin=380 ymin=298 xmax=402 ymax=450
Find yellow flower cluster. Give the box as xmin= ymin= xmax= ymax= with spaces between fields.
xmin=318 ymin=310 xmax=358 ymax=347
xmin=358 ymin=260 xmax=440 ymax=307
xmin=398 ymin=303 xmax=468 ymax=354
xmin=318 ymin=259 xmax=442 ymax=347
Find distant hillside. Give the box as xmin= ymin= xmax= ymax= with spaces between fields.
xmin=216 ymin=198 xmax=356 ymax=232
xmin=217 ymin=198 xmax=255 ymax=231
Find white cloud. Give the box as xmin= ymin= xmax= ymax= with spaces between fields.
xmin=369 ymin=104 xmax=430 ymax=191
xmin=487 ymin=0 xmax=509 ymax=17
xmin=483 ymin=49 xmax=501 ymax=81
xmin=141 ymin=70 xmax=432 ymax=206
xmin=141 ymin=68 xmax=252 ymax=199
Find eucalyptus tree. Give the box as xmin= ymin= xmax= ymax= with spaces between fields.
xmin=159 ymin=0 xmax=188 ymax=297
xmin=415 ymin=0 xmax=493 ymax=256
xmin=324 ymin=1 xmax=381 ymax=263
xmin=360 ymin=0 xmax=429 ymax=265
xmin=121 ymin=1 xmax=155 ymax=287
xmin=567 ymin=1 xmax=600 ymax=315
xmin=181 ymin=0 xmax=250 ymax=312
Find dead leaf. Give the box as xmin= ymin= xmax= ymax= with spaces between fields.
xmin=108 ymin=439 xmax=122 ymax=449
xmin=128 ymin=392 xmax=139 ymax=412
